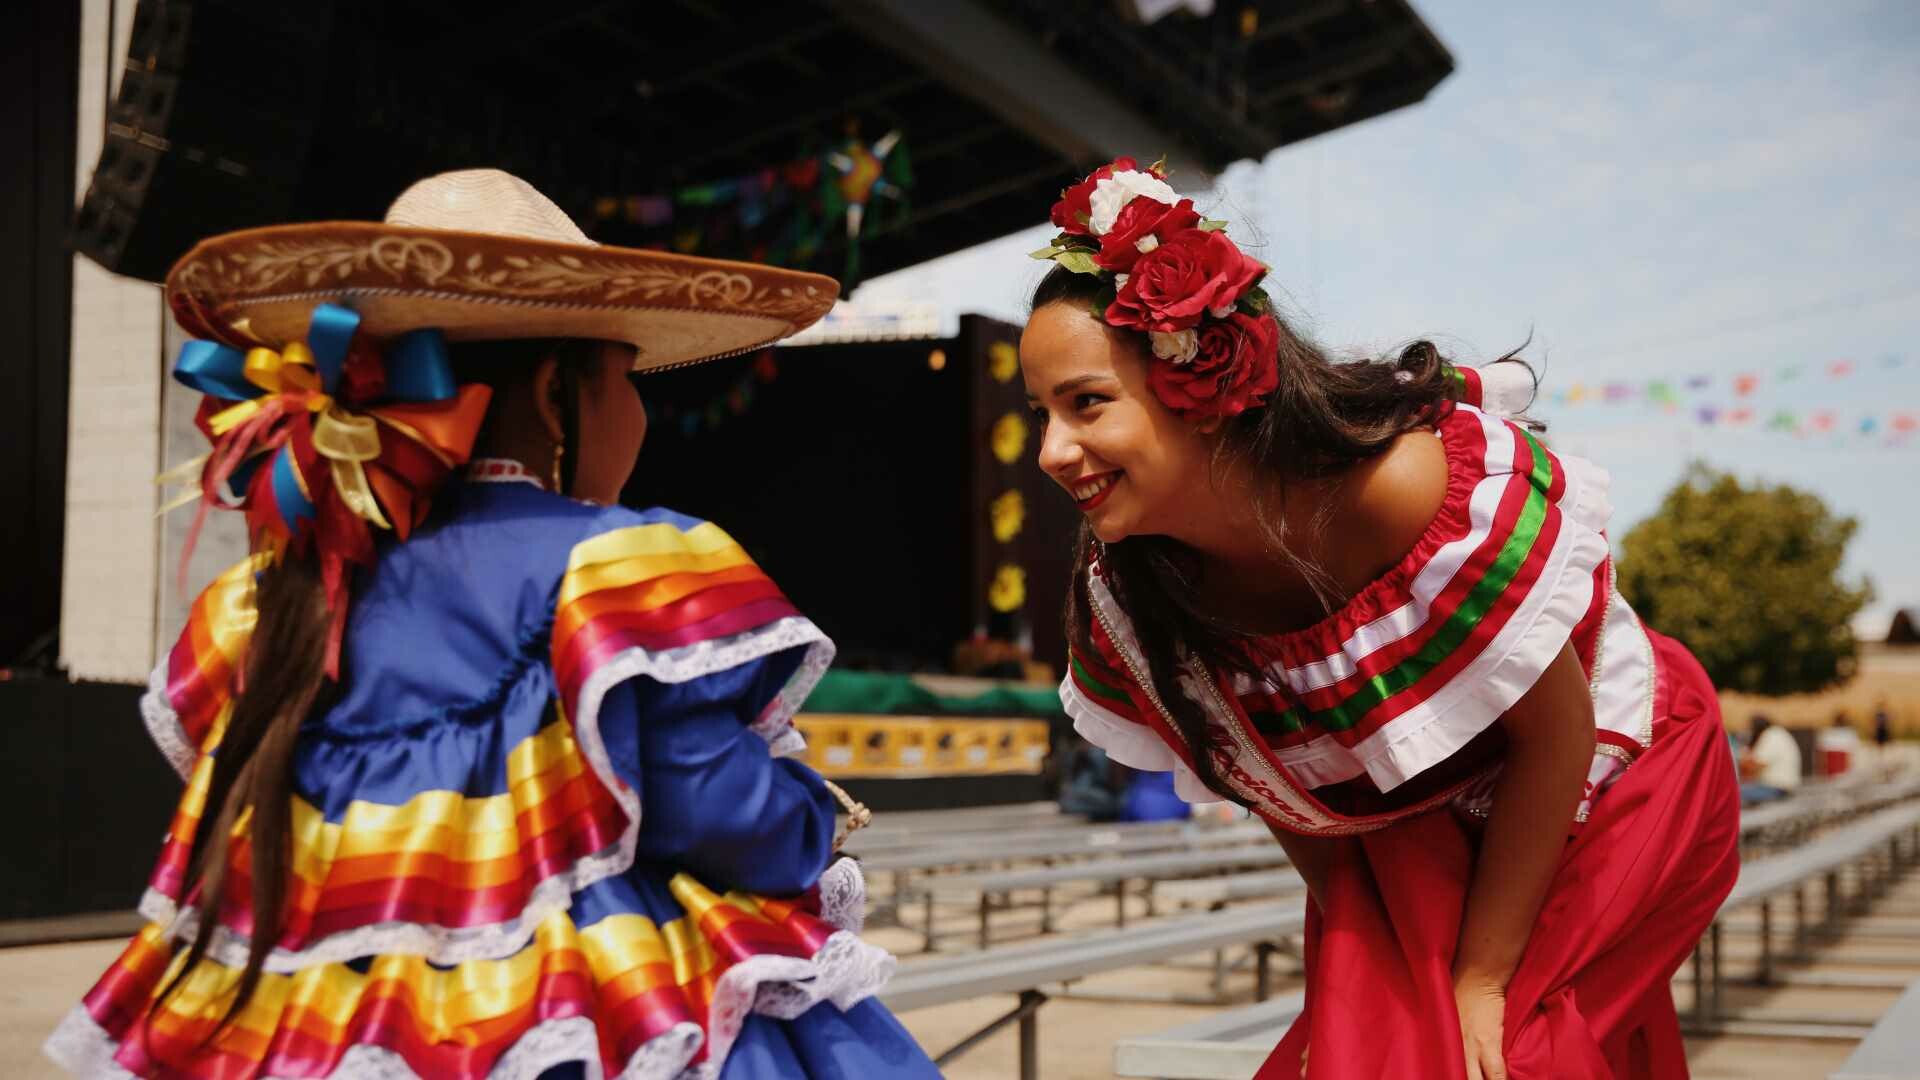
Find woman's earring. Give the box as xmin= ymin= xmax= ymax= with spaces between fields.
xmin=550 ymin=442 xmax=565 ymax=494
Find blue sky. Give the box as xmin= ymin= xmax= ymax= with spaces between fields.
xmin=856 ymin=0 xmax=1920 ymax=634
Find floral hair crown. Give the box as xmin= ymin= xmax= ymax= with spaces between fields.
xmin=1031 ymin=157 xmax=1280 ymax=421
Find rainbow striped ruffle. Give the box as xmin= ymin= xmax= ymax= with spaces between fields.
xmin=48 ymin=864 xmax=879 ymax=1078
xmin=46 ymin=504 xmax=888 ymax=1078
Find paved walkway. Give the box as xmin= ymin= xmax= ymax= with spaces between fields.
xmin=0 ymin=895 xmax=1871 ymax=1080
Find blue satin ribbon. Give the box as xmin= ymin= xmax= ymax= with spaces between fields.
xmin=171 ymin=305 xmax=455 ymax=404
xmin=385 ymin=328 xmax=458 ymax=402
xmin=173 ymin=340 xmax=256 ymax=401
xmin=305 ymin=303 xmax=360 ymax=393
xmin=168 ymin=304 xmax=457 ymax=531
xmin=271 ymin=444 xmax=316 ymax=524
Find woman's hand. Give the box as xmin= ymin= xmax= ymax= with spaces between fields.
xmin=1449 ymin=644 xmax=1594 ymax=1078
xmin=1454 ymin=978 xmax=1508 ymax=1080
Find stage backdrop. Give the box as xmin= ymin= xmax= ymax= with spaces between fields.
xmin=625 ymin=314 xmax=1079 ymax=676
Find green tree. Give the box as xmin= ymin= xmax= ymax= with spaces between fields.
xmin=1617 ymin=464 xmax=1872 ymax=695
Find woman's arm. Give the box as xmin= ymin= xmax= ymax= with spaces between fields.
xmin=1452 ymin=643 xmax=1596 ymax=1079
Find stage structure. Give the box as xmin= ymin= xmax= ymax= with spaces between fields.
xmin=70 ymin=0 xmax=1456 ymax=288
xmin=5 ymin=0 xmax=1455 ymax=921
xmin=628 ymin=311 xmax=1079 ymax=809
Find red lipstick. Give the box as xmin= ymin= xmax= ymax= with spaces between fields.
xmin=1070 ymin=471 xmax=1122 ymax=511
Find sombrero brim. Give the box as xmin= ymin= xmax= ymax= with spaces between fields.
xmin=164 ymin=222 xmax=840 ymax=372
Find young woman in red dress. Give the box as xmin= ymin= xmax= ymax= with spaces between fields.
xmin=1022 ymin=159 xmax=1739 ymax=1079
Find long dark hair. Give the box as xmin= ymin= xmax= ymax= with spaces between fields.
xmin=150 ymin=337 xmax=601 ymax=1036
xmin=152 ymin=551 xmax=339 ymax=1035
xmin=1035 ymin=265 xmax=1531 ymax=801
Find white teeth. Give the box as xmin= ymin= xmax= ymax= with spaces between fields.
xmin=1073 ymin=475 xmax=1117 ymax=501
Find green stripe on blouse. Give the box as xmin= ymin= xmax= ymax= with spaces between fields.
xmin=1071 ymin=651 xmax=1134 ymax=710
xmin=1518 ymin=424 xmax=1556 ymax=494
xmin=1301 ymin=478 xmax=1553 ymax=732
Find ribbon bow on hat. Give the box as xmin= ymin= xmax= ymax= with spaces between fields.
xmin=165 ymin=303 xmax=491 ymax=673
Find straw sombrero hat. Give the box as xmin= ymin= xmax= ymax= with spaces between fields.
xmin=163 ymin=169 xmax=840 ymax=372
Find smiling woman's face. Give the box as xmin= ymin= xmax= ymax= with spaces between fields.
xmin=1021 ymin=302 xmax=1220 ymax=544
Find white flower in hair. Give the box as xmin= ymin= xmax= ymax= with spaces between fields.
xmin=1150 ymin=329 xmax=1199 ymax=365
xmin=1088 ymin=170 xmax=1179 ymax=235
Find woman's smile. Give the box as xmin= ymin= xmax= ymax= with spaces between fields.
xmin=1071 ymin=470 xmax=1123 ymax=510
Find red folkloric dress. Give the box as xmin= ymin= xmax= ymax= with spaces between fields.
xmin=1063 ymin=371 xmax=1740 ymax=1078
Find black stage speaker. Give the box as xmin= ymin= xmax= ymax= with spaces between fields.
xmin=73 ymin=0 xmax=334 ymax=283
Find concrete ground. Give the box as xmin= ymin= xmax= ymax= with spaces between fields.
xmin=2 ymin=881 xmax=1884 ymax=1080
xmin=872 ymin=886 xmax=1875 ymax=1080
xmin=11 ymin=788 xmax=1916 ymax=1079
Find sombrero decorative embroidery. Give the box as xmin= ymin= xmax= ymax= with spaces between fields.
xmin=165 ymin=169 xmax=840 ymax=372
xmin=158 ymin=170 xmax=842 ymax=674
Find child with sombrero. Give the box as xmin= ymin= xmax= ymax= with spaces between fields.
xmin=45 ymin=170 xmax=941 ymax=1079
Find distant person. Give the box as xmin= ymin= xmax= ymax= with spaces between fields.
xmin=1029 ymin=158 xmax=1738 ymax=1078
xmin=1818 ymin=710 xmax=1862 ymax=775
xmin=1059 ymin=738 xmax=1125 ymax=821
xmin=1873 ymin=699 xmax=1894 ymax=752
xmin=1120 ymin=767 xmax=1190 ymax=822
xmin=1742 ymin=714 xmax=1803 ymax=802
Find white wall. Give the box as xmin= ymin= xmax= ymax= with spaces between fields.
xmin=154 ymin=319 xmax=248 ymax=659
xmin=56 ymin=0 xmax=207 ymax=683
xmin=58 ymin=3 xmax=296 ymax=682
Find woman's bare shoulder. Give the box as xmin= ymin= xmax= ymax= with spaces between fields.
xmin=1327 ymin=430 xmax=1448 ymax=587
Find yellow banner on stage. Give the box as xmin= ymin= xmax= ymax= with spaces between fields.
xmin=793 ymin=715 xmax=1050 ymax=779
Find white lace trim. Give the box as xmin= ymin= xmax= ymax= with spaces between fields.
xmin=145 ymin=617 xmax=834 ymax=974
xmin=706 ymin=930 xmax=897 ymax=1066
xmin=1059 ymin=678 xmax=1221 ymax=805
xmin=42 ymin=1007 xmax=137 ymax=1079
xmin=43 ymin=926 xmax=891 ymax=1079
xmin=815 ymin=856 xmax=868 ymax=934
xmin=136 ymin=859 xmax=615 ymax=974
xmin=463 ymin=457 xmax=544 ymax=488
xmin=761 ymin=726 xmax=808 ymax=759
xmin=141 ymin=662 xmax=197 ymax=782
xmin=749 ymin=628 xmax=836 ymax=758
xmin=565 ymin=615 xmax=835 ymax=939
xmin=44 ymin=1006 xmax=708 ymax=1080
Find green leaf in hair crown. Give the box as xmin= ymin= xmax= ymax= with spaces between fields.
xmin=1051 ymin=249 xmax=1101 ymax=275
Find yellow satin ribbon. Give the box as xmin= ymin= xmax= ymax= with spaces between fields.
xmin=154 ymin=454 xmax=212 ymax=516
xmin=246 ymin=342 xmax=321 ymax=394
xmin=186 ymin=340 xmax=395 ymax=530
xmin=206 ymin=343 xmax=329 ymax=436
xmin=312 ymin=406 xmax=391 ymax=529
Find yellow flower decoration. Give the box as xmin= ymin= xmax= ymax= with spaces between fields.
xmin=991 ymin=411 xmax=1029 ymax=465
xmin=988 ymin=341 xmax=1021 ymax=384
xmin=988 ymin=563 xmax=1027 ymax=613
xmin=990 ymin=489 xmax=1026 ymax=543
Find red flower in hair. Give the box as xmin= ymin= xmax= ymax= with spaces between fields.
xmin=1148 ymin=312 xmax=1280 ymax=420
xmin=1095 ymin=197 xmax=1201 ymax=272
xmin=1105 ymin=228 xmax=1264 ymax=333
xmin=1050 ymin=157 xmax=1138 ymax=235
